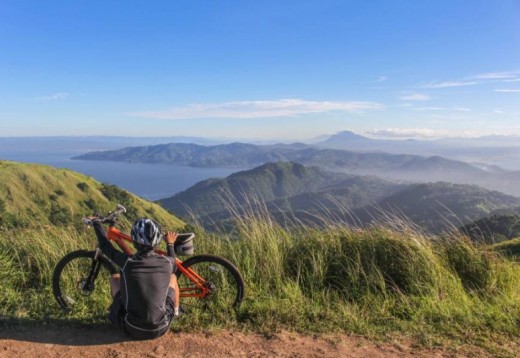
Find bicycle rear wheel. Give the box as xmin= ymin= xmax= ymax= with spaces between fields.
xmin=176 ymin=254 xmax=244 ymax=312
xmin=52 ymin=250 xmax=117 ymax=314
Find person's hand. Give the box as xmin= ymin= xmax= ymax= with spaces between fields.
xmin=165 ymin=231 xmax=178 ymax=245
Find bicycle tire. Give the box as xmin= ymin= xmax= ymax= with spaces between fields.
xmin=176 ymin=254 xmax=245 ymax=310
xmin=52 ymin=250 xmax=118 ymax=311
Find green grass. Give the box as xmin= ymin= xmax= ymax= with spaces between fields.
xmin=492 ymin=237 xmax=520 ymax=257
xmin=0 ymin=160 xmax=184 ymax=229
xmin=1 ymin=215 xmax=520 ymax=352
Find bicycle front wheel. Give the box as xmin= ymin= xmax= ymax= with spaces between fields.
xmin=176 ymin=254 xmax=244 ymax=312
xmin=52 ymin=250 xmax=117 ymax=314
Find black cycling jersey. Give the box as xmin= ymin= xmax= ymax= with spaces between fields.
xmin=93 ymin=221 xmax=176 ymax=334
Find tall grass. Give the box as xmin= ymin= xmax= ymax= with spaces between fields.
xmin=1 ymin=214 xmax=520 ymax=349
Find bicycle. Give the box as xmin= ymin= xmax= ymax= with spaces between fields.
xmin=52 ymin=204 xmax=244 ymax=315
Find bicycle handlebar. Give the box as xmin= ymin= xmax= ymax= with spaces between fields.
xmin=82 ymin=204 xmax=127 ymax=226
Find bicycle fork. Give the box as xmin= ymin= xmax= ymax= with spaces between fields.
xmin=81 ymin=248 xmax=104 ymax=294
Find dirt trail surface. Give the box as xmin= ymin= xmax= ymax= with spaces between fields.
xmin=0 ymin=326 xmax=492 ymax=357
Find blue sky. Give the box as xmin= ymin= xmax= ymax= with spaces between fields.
xmin=1 ymin=0 xmax=519 ymax=139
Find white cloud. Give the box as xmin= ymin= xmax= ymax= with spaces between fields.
xmin=129 ymin=99 xmax=383 ymax=120
xmin=421 ymin=70 xmax=520 ymax=90
xmin=474 ymin=71 xmax=520 ymax=80
xmin=421 ymin=81 xmax=478 ymax=89
xmin=366 ymin=128 xmax=444 ymax=139
xmin=36 ymin=92 xmax=69 ymax=101
xmin=410 ymin=106 xmax=471 ymax=112
xmin=400 ymin=93 xmax=430 ymax=101
xmin=376 ymin=76 xmax=388 ymax=82
xmin=494 ymin=89 xmax=520 ymax=93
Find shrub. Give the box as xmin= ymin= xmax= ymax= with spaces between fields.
xmin=76 ymin=182 xmax=89 ymax=192
xmin=443 ymin=237 xmax=494 ymax=293
xmin=84 ymin=198 xmax=97 ymax=212
xmin=323 ymin=229 xmax=438 ymax=299
xmin=100 ymin=183 xmax=137 ymax=218
xmin=0 ymin=212 xmax=28 ymax=228
xmin=48 ymin=202 xmax=72 ymax=225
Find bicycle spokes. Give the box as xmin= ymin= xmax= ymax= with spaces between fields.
xmin=55 ymin=252 xmax=112 ymax=314
xmin=178 ymin=260 xmax=241 ymax=311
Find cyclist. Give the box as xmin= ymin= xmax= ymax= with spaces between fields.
xmin=88 ymin=216 xmax=180 ymax=339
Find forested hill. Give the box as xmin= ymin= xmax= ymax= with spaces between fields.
xmin=0 ymin=160 xmax=183 ymax=229
xmin=157 ymin=162 xmax=404 ymax=220
xmin=158 ymin=162 xmax=520 ymax=233
xmin=74 ymin=141 xmax=478 ymax=173
xmin=74 ymin=142 xmax=299 ymax=167
xmin=461 ymin=214 xmax=520 ymax=244
xmin=354 ymin=182 xmax=520 ymax=233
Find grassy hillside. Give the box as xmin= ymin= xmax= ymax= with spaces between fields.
xmin=0 ymin=160 xmax=183 ymax=229
xmin=2 ymin=214 xmax=520 ymax=353
xmin=1 ymin=161 xmax=520 ymax=352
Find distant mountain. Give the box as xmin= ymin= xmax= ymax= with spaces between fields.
xmin=319 ymin=130 xmax=372 ymax=143
xmin=75 ymin=141 xmax=520 ymax=196
xmin=75 ymin=142 xmax=300 ymax=167
xmin=317 ymin=130 xmax=429 ymax=152
xmin=317 ymin=131 xmax=520 ymax=170
xmin=157 ymin=162 xmax=403 ymax=223
xmin=354 ymin=182 xmax=520 ymax=233
xmin=0 ymin=160 xmax=184 ymax=229
xmin=319 ymin=131 xmax=520 ymax=151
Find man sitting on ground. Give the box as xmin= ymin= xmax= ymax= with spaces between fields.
xmin=90 ymin=217 xmax=180 ymax=340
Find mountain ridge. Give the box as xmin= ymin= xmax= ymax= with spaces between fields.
xmin=74 ymin=141 xmax=520 ymax=196
xmin=157 ymin=162 xmax=520 ymax=232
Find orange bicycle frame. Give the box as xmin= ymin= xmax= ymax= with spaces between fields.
xmin=106 ymin=226 xmax=210 ymax=299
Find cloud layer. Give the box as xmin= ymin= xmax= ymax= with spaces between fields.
xmin=400 ymin=93 xmax=430 ymax=101
xmin=366 ymin=128 xmax=444 ymax=139
xmin=494 ymin=89 xmax=520 ymax=93
xmin=130 ymin=99 xmax=383 ymax=120
xmin=421 ymin=70 xmax=520 ymax=89
xmin=36 ymin=92 xmax=69 ymax=101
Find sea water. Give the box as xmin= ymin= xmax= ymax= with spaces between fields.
xmin=0 ymin=151 xmax=243 ymax=201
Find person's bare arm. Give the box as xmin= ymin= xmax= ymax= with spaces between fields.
xmin=165 ymin=231 xmax=178 ymax=260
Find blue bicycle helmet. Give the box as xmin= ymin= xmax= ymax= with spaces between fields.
xmin=131 ymin=218 xmax=162 ymax=248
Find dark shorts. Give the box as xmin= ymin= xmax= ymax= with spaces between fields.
xmin=109 ymin=288 xmax=175 ymax=340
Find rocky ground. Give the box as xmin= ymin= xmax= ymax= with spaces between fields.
xmin=0 ymin=326 xmax=501 ymax=357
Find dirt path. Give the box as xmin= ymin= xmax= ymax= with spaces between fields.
xmin=0 ymin=326 xmax=493 ymax=357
